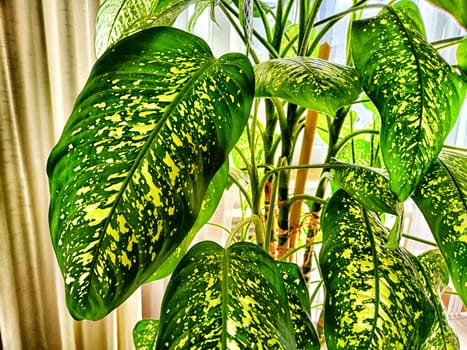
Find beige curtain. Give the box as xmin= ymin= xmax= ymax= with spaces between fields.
xmin=0 ymin=2 xmax=232 ymax=348
xmin=0 ymin=1 xmax=145 ymax=348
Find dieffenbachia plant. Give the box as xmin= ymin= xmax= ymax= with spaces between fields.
xmin=47 ymin=0 xmax=467 ymax=348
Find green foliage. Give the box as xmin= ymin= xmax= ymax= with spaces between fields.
xmin=133 ymin=319 xmax=159 ymax=350
xmin=47 ymin=26 xmax=254 ymax=319
xmin=330 ymin=159 xmax=402 ymax=215
xmin=95 ymin=0 xmax=209 ymax=57
xmin=156 ymin=241 xmax=296 ymax=349
xmin=255 ymin=58 xmax=361 ymax=116
xmin=144 ymin=161 xmax=230 ymax=281
xmin=352 ymin=2 xmax=467 ymax=201
xmin=320 ymin=190 xmax=435 ymax=349
xmin=276 ymin=261 xmax=320 ymax=349
xmin=47 ymin=0 xmax=467 ymax=347
xmin=412 ymin=150 xmax=467 ymax=306
xmin=458 ymin=37 xmax=467 ymax=75
xmin=413 ymin=251 xmax=460 ymax=350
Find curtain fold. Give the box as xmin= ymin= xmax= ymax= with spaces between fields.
xmin=0 ymin=1 xmax=143 ymax=348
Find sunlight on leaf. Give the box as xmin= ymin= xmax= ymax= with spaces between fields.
xmin=457 ymin=37 xmax=467 ymax=75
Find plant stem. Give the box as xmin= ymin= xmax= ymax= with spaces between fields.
xmin=298 ymin=0 xmax=324 ymax=55
xmin=307 ymin=1 xmax=373 ymax=55
xmin=265 ymin=165 xmax=279 ymax=255
xmin=402 ymin=234 xmax=437 ymax=247
xmin=229 ymin=171 xmax=254 ymax=210
xmin=219 ymin=0 xmax=280 ymax=59
xmin=431 ymin=36 xmax=465 ymax=50
xmin=288 ymin=43 xmax=330 ymax=259
xmin=333 ymin=129 xmax=380 ymax=156
xmin=254 ymin=0 xmax=273 ymax=44
xmin=288 ymin=194 xmax=327 ymax=207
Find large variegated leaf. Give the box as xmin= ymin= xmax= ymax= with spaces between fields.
xmin=156 ymin=241 xmax=296 ymax=349
xmin=47 ymin=27 xmax=254 ymax=320
xmin=319 ymin=189 xmax=435 ymax=349
xmin=133 ymin=319 xmax=159 ymax=350
xmin=351 ymin=2 xmax=467 ymax=201
xmin=95 ymin=0 xmax=209 ymax=57
xmin=428 ymin=0 xmax=467 ymax=29
xmin=276 ymin=261 xmax=320 ymax=350
xmin=412 ymin=150 xmax=467 ymax=306
xmin=145 ymin=161 xmax=229 ymax=281
xmin=254 ymin=58 xmax=361 ymax=115
xmin=413 ymin=251 xmax=460 ymax=350
xmin=330 ymin=159 xmax=402 ymax=215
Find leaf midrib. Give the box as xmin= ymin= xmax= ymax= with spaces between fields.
xmin=220 ymin=246 xmax=229 ymax=349
xmin=385 ymin=6 xmax=426 ymax=174
xmin=362 ymin=209 xmax=381 ymax=348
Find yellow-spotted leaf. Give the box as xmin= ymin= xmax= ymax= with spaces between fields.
xmin=254 ymin=58 xmax=361 ymax=116
xmin=157 ymin=241 xmax=296 ymax=349
xmin=330 ymin=159 xmax=402 ymax=215
xmin=95 ymin=0 xmax=209 ymax=57
xmin=412 ymin=150 xmax=467 ymax=307
xmin=412 ymin=251 xmax=460 ymax=350
xmin=144 ymin=161 xmax=229 ymax=281
xmin=276 ymin=261 xmax=320 ymax=350
xmin=417 ymin=250 xmax=450 ymax=293
xmin=319 ymin=189 xmax=435 ymax=349
xmin=351 ymin=3 xmax=467 ymax=201
xmin=47 ymin=26 xmax=254 ymax=320
xmin=133 ymin=319 xmax=159 ymax=350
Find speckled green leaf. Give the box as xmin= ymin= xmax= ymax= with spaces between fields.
xmin=276 ymin=261 xmax=320 ymax=350
xmin=95 ymin=0 xmax=209 ymax=57
xmin=412 ymin=150 xmax=467 ymax=307
xmin=412 ymin=251 xmax=460 ymax=350
xmin=428 ymin=0 xmax=467 ymax=29
xmin=144 ymin=161 xmax=229 ymax=281
xmin=330 ymin=159 xmax=402 ymax=215
xmin=47 ymin=27 xmax=254 ymax=320
xmin=319 ymin=189 xmax=435 ymax=349
xmin=156 ymin=241 xmax=296 ymax=349
xmin=417 ymin=250 xmax=450 ymax=293
xmin=133 ymin=319 xmax=159 ymax=350
xmin=351 ymin=3 xmax=467 ymax=201
xmin=254 ymin=58 xmax=361 ymax=116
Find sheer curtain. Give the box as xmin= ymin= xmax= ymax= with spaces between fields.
xmin=0 ymin=1 xmax=233 ymax=349
xmin=1 ymin=1 xmax=140 ymax=348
